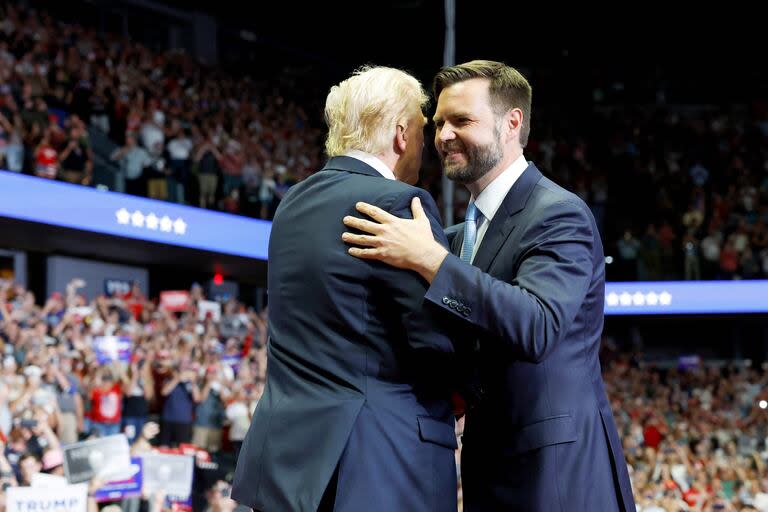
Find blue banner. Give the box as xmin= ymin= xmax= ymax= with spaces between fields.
xmin=0 ymin=171 xmax=270 ymax=260
xmin=604 ymin=280 xmax=768 ymax=315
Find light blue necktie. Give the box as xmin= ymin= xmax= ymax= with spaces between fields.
xmin=460 ymin=202 xmax=483 ymax=263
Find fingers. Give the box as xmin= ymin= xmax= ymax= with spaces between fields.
xmin=347 ymin=247 xmax=385 ymax=260
xmin=411 ymin=196 xmax=426 ymax=221
xmin=341 ymin=232 xmax=380 ymax=247
xmin=354 ymin=202 xmax=397 ymax=223
xmin=343 ymin=215 xmax=384 ymax=235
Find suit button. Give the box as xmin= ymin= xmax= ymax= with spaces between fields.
xmin=449 ymin=300 xmax=458 ymax=309
xmin=442 ymin=297 xmax=450 ymax=305
xmin=463 ymin=307 xmax=471 ymax=316
xmin=456 ymin=304 xmax=465 ymax=314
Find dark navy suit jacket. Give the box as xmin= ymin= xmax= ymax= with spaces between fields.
xmin=232 ymin=156 xmax=460 ymax=512
xmin=430 ymin=163 xmax=636 ymax=512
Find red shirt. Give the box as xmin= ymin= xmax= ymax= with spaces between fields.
xmin=35 ymin=145 xmax=58 ymax=178
xmin=90 ymin=384 xmax=122 ymax=423
xmin=643 ymin=424 xmax=662 ymax=449
xmin=36 ymin=145 xmax=57 ymax=167
xmin=683 ymin=484 xmax=711 ymax=508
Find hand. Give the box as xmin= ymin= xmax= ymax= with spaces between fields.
xmin=141 ymin=421 xmax=160 ymax=441
xmin=342 ymin=197 xmax=448 ymax=282
xmin=88 ymin=475 xmax=106 ymax=497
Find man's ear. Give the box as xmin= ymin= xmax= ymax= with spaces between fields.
xmin=505 ymin=108 xmax=523 ymax=143
xmin=394 ymin=123 xmax=408 ymax=155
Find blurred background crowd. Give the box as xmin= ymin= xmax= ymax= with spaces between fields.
xmin=1 ymin=1 xmax=767 ymax=511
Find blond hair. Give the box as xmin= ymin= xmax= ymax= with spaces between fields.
xmin=324 ymin=65 xmax=429 ymax=157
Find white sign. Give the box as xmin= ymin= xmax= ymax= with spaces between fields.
xmin=30 ymin=472 xmax=68 ymax=488
xmin=141 ymin=453 xmax=194 ymax=498
xmin=7 ymin=484 xmax=88 ymax=512
xmin=198 ymin=300 xmax=221 ymax=322
xmin=63 ymin=434 xmax=133 ymax=484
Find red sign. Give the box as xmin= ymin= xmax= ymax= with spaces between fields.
xmin=160 ymin=291 xmax=190 ymax=312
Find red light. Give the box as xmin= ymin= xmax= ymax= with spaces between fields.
xmin=213 ymin=273 xmax=224 ymax=285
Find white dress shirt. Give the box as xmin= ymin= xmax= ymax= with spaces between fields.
xmin=343 ymin=150 xmax=395 ymax=180
xmin=462 ymin=154 xmax=530 ymax=262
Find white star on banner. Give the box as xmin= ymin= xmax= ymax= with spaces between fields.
xmin=173 ymin=218 xmax=187 ymax=235
xmin=646 ymin=292 xmax=659 ymax=306
xmin=116 ymin=208 xmax=130 ymax=225
xmin=632 ymin=292 xmax=645 ymax=306
xmin=160 ymin=216 xmax=173 ymax=232
xmin=619 ymin=292 xmax=632 ymax=306
xmin=146 ymin=213 xmax=159 ymax=230
xmin=131 ymin=210 xmax=145 ymax=227
xmin=659 ymin=292 xmax=672 ymax=306
xmin=606 ymin=292 xmax=619 ymax=307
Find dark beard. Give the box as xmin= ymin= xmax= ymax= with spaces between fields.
xmin=442 ymin=138 xmax=503 ymax=185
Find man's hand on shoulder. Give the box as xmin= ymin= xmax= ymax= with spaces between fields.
xmin=342 ymin=197 xmax=449 ymax=282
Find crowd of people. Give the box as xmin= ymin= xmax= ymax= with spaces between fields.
xmin=0 ymin=2 xmax=323 ymax=218
xmin=521 ymin=105 xmax=768 ymax=282
xmin=2 ymin=4 xmax=766 ymax=282
xmin=0 ymin=277 xmax=263 ymax=511
xmin=603 ymin=349 xmax=768 ymax=512
xmin=2 ymin=275 xmax=768 ymax=511
xmin=2 ymin=2 xmax=768 ymax=509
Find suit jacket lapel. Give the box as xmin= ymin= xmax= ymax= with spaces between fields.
xmin=472 ymin=163 xmax=543 ymax=272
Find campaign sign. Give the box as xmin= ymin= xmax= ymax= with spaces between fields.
xmin=30 ymin=473 xmax=68 ymax=488
xmin=197 ymin=300 xmax=221 ymax=322
xmin=161 ymin=291 xmax=190 ymax=312
xmin=63 ymin=434 xmax=133 ymax=484
xmin=165 ymin=493 xmax=193 ymax=512
xmin=92 ymin=456 xmax=143 ymax=502
xmin=94 ymin=336 xmax=132 ymax=364
xmin=7 ymin=483 xmax=88 ymax=512
xmin=142 ymin=452 xmax=194 ymax=499
xmin=221 ymin=354 xmax=242 ymax=374
xmin=104 ymin=279 xmax=131 ymax=298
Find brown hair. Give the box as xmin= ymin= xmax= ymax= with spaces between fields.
xmin=433 ymin=60 xmax=532 ymax=147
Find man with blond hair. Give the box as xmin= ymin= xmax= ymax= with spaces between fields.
xmin=232 ymin=66 xmax=462 ymax=512
xmin=343 ymin=59 xmax=635 ymax=511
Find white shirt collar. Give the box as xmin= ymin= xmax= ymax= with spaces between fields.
xmin=471 ymin=154 xmax=529 ymax=223
xmin=343 ymin=150 xmax=396 ymax=180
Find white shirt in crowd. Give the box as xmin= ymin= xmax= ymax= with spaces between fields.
xmin=167 ymin=137 xmax=193 ymax=161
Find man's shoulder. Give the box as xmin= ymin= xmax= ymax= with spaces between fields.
xmin=306 ymin=170 xmax=428 ymax=205
xmin=345 ymin=171 xmax=419 ymax=195
xmin=532 ymin=175 xmax=591 ymax=215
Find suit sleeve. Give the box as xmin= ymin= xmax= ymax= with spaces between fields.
xmin=371 ymin=188 xmax=456 ymax=355
xmin=425 ymin=199 xmax=596 ymax=363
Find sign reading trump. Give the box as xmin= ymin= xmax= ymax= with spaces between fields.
xmin=6 ymin=483 xmax=88 ymax=512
